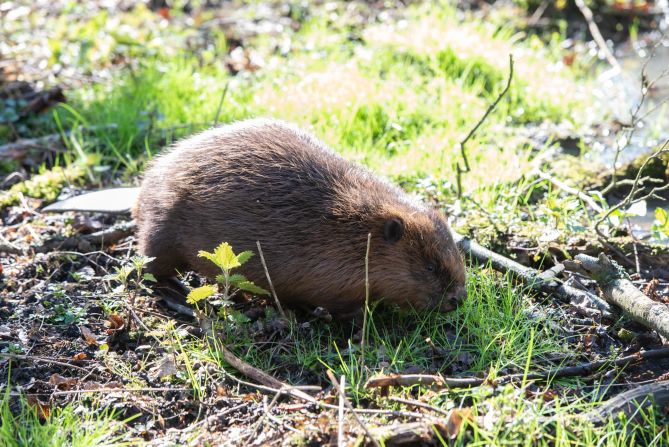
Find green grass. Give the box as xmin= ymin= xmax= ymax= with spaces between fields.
xmin=166 ymin=265 xmax=669 ymax=444
xmin=191 ymin=268 xmax=553 ymax=396
xmin=0 ymin=389 xmax=124 ymax=447
xmin=30 ymin=1 xmax=590 ymax=187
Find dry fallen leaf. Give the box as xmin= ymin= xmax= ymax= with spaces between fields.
xmin=216 ymin=385 xmax=228 ymax=397
xmin=27 ymin=395 xmax=50 ymax=420
xmin=49 ymin=373 xmax=78 ymax=390
xmin=157 ymin=6 xmax=170 ymax=19
xmin=105 ymin=314 xmax=125 ymax=334
xmin=446 ymin=408 xmax=473 ymax=439
xmin=72 ymin=352 xmax=87 ymax=361
xmin=149 ymin=355 xmax=178 ymax=380
xmin=80 ymin=326 xmax=98 ymax=346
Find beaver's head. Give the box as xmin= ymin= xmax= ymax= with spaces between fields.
xmin=368 ymin=207 xmax=467 ymax=312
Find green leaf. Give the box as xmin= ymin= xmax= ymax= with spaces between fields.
xmin=228 ymin=273 xmax=248 ymax=286
xmin=653 ymin=207 xmax=669 ymax=238
xmin=236 ymin=281 xmax=269 ymax=296
xmin=186 ymin=285 xmax=217 ymax=304
xmin=236 ymin=250 xmax=254 ymax=265
xmin=198 ymin=242 xmax=240 ymax=271
xmin=216 ymin=243 xmax=242 ymax=270
xmin=142 ymin=273 xmax=157 ymax=282
xmin=215 ymin=274 xmax=227 ymax=285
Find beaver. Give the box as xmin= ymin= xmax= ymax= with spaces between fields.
xmin=133 ymin=118 xmax=467 ymax=317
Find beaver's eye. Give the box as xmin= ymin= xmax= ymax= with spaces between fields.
xmin=427 ymin=263 xmax=436 ymax=273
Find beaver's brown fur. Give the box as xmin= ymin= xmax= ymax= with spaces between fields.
xmin=133 ymin=119 xmax=466 ymax=316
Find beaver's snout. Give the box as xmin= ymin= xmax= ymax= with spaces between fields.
xmin=436 ymin=286 xmax=467 ymax=311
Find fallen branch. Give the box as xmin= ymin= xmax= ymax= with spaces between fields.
xmin=584 ymin=380 xmax=669 ymax=425
xmin=35 ymin=220 xmax=136 ymax=254
xmin=201 ymin=315 xmax=315 ymax=403
xmin=565 ymin=253 xmax=669 ymax=339
xmin=365 ymin=348 xmax=669 ymax=390
xmin=453 ymin=232 xmax=614 ymax=318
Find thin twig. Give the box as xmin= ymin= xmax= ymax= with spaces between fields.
xmin=600 ymin=36 xmax=668 ymax=196
xmin=389 ymin=396 xmax=451 ymax=417
xmin=213 ymin=82 xmax=230 ymax=125
xmin=0 ymin=353 xmax=91 ymax=373
xmin=575 ymin=0 xmax=621 ymax=72
xmin=0 ymin=234 xmax=23 ymax=255
xmin=186 ymin=402 xmax=250 ymax=432
xmin=256 ymin=240 xmax=287 ymax=320
xmin=246 ymin=390 xmax=284 ymax=443
xmin=338 ymin=375 xmax=346 ymax=447
xmin=595 ymin=140 xmax=669 ymax=237
xmin=454 ymin=54 xmax=514 ymax=197
xmin=360 ymin=233 xmax=371 ymax=368
xmin=220 ymin=369 xmax=421 ymax=416
xmin=52 ymin=386 xmax=191 ymax=396
xmin=534 ymin=170 xmax=604 ymax=213
xmin=627 ymin=219 xmax=641 ymax=275
xmin=327 ymin=370 xmax=381 ymax=447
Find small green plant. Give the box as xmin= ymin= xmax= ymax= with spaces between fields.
xmin=652 ymin=207 xmax=669 ymax=241
xmin=105 ymin=255 xmax=155 ymax=330
xmin=187 ymin=242 xmax=269 ymax=315
xmin=108 ymin=255 xmax=156 ymax=291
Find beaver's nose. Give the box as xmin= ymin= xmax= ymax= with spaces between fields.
xmin=448 ymin=287 xmax=467 ymax=307
xmin=437 ymin=287 xmax=467 ymax=311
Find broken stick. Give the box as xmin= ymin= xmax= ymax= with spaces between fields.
xmin=365 ymin=348 xmax=669 ymax=390
xmin=565 ymin=253 xmax=669 ymax=339
xmin=453 ymin=232 xmax=614 ymax=318
xmin=584 ymin=380 xmax=669 ymax=425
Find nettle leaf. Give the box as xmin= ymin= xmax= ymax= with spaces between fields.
xmin=199 ymin=243 xmax=257 ymax=271
xmin=198 ymin=250 xmax=219 ymax=266
xmin=215 ymin=274 xmax=227 ymax=284
xmin=237 ymin=281 xmax=269 ymax=296
xmin=228 ymin=273 xmax=248 ymax=286
xmin=198 ymin=243 xmax=240 ymax=271
xmin=186 ymin=285 xmax=217 ymax=304
xmin=214 ymin=242 xmax=242 ymax=270
xmin=236 ymin=250 xmax=254 ymax=265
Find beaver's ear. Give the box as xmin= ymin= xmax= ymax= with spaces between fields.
xmin=383 ymin=218 xmax=404 ymax=243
